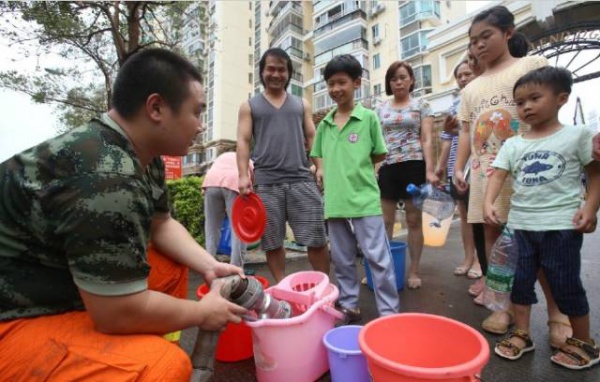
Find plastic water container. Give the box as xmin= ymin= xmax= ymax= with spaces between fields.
xmin=364 ymin=241 xmax=406 ymax=291
xmin=483 ymin=227 xmax=518 ymax=311
xmin=406 ymin=183 xmax=456 ymax=221
xmin=246 ymin=272 xmax=344 ymax=382
xmin=323 ymin=325 xmax=370 ymax=382
xmin=422 ymin=211 xmax=453 ymax=247
xmin=196 ymin=275 xmax=269 ymax=362
xmin=359 ymin=313 xmax=489 ymax=382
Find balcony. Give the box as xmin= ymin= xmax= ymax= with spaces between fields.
xmin=314 ymin=38 xmax=369 ymax=66
xmin=399 ymin=0 xmax=440 ymax=27
xmin=401 ymin=30 xmax=432 ymax=59
xmin=270 ymin=1 xmax=302 ymax=17
xmin=269 ymin=20 xmax=304 ymax=41
xmin=284 ymin=45 xmax=304 ymax=60
xmin=314 ymin=9 xmax=367 ymax=38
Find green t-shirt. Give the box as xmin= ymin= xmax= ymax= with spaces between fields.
xmin=0 ymin=113 xmax=169 ymax=321
xmin=311 ymin=103 xmax=387 ymax=219
xmin=492 ymin=125 xmax=594 ymax=231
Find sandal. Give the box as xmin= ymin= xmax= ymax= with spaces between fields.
xmin=551 ymin=337 xmax=600 ymax=370
xmin=495 ymin=329 xmax=535 ymax=360
xmin=454 ymin=266 xmax=469 ymax=276
xmin=407 ymin=276 xmax=422 ymax=289
xmin=548 ymin=320 xmax=572 ymax=349
xmin=482 ymin=310 xmax=514 ymax=335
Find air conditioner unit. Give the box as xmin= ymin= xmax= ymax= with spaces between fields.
xmin=373 ymin=37 xmax=382 ymax=46
xmin=370 ymin=2 xmax=386 ymax=17
xmin=303 ymin=52 xmax=311 ymax=62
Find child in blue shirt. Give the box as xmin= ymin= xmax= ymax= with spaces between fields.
xmin=484 ymin=66 xmax=600 ymax=369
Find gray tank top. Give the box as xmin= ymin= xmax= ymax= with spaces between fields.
xmin=249 ymin=93 xmax=313 ymax=185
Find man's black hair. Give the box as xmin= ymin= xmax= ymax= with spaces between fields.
xmin=112 ymin=48 xmax=203 ymax=119
xmin=258 ymin=48 xmax=293 ymax=89
xmin=513 ymin=66 xmax=573 ymax=96
xmin=323 ymin=54 xmax=362 ymax=81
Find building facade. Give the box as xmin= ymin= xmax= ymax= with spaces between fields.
xmin=181 ymin=1 xmax=466 ymax=175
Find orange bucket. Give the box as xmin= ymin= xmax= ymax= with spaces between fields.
xmin=196 ymin=275 xmax=270 ymax=362
xmin=359 ymin=313 xmax=489 ymax=381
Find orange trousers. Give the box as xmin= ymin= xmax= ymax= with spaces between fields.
xmin=0 ymin=247 xmax=192 ymax=381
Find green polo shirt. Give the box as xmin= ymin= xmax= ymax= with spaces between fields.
xmin=311 ymin=103 xmax=387 ymax=218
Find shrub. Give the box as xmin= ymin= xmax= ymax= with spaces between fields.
xmin=166 ymin=176 xmax=204 ymax=246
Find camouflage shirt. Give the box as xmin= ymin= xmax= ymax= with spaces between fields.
xmin=0 ymin=113 xmax=169 ymax=321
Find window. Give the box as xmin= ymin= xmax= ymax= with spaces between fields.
xmin=291 ymin=84 xmax=303 ymax=97
xmin=401 ymin=30 xmax=431 ymax=58
xmin=413 ymin=65 xmax=432 ymax=91
xmin=373 ymin=53 xmax=380 ymax=70
xmin=249 ymin=1 xmax=252 ymax=10
xmin=374 ymin=83 xmax=382 ymax=96
xmin=249 ymin=54 xmax=253 ymax=65
xmin=249 ymin=37 xmax=252 ymax=46
xmin=249 ymin=19 xmax=252 ymax=28
xmin=371 ymin=24 xmax=379 ymax=39
xmin=248 ymin=73 xmax=252 ymax=84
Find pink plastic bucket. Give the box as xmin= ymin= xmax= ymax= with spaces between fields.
xmin=246 ymin=272 xmax=343 ymax=382
xmin=359 ymin=313 xmax=489 ymax=382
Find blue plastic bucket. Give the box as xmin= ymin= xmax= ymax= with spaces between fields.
xmin=217 ymin=216 xmax=232 ymax=255
xmin=364 ymin=241 xmax=406 ymax=291
xmin=323 ymin=325 xmax=370 ymax=382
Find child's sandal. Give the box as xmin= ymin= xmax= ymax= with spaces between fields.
xmin=551 ymin=337 xmax=600 ymax=370
xmin=494 ymin=329 xmax=535 ymax=361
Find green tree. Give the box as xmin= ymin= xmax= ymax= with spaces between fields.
xmin=0 ymin=1 xmax=205 ymax=131
xmin=167 ymin=176 xmax=204 ymax=246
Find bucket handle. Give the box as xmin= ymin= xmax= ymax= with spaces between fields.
xmin=321 ymin=304 xmax=345 ymax=320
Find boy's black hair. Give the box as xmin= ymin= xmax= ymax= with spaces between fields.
xmin=513 ymin=66 xmax=573 ymax=96
xmin=112 ymin=48 xmax=203 ymax=119
xmin=258 ymin=48 xmax=293 ymax=89
xmin=470 ymin=5 xmax=530 ymax=58
xmin=323 ymin=54 xmax=362 ymax=81
xmin=453 ymin=60 xmax=469 ymax=79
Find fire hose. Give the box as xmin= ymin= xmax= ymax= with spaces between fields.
xmin=189 ymin=275 xmax=292 ymax=382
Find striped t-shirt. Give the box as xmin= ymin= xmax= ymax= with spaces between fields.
xmin=441 ymin=94 xmax=461 ymax=178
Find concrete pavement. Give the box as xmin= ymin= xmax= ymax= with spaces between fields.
xmin=180 ymin=220 xmax=600 ymax=382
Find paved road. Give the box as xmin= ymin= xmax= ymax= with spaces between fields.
xmin=181 ymin=221 xmax=600 ymax=382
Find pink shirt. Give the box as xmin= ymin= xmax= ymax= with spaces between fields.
xmin=201 ymin=152 xmax=253 ymax=193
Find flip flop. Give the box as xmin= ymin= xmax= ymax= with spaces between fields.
xmin=407 ymin=276 xmax=422 ymax=289
xmin=453 ymin=266 xmax=469 ymax=276
xmin=482 ymin=310 xmax=514 ymax=335
xmin=467 ymin=266 xmax=483 ymax=279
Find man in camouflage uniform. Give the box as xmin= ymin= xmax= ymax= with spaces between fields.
xmin=0 ymin=48 xmax=246 ymax=380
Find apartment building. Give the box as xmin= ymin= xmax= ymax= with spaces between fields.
xmin=181 ymin=1 xmax=465 ymax=175
xmin=181 ymin=1 xmax=256 ymax=176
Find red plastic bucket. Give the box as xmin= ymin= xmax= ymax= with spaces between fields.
xmin=196 ymin=275 xmax=270 ymax=362
xmin=359 ymin=313 xmax=489 ymax=381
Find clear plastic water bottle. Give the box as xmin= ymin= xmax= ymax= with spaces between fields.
xmin=483 ymin=227 xmax=518 ymax=311
xmin=406 ymin=183 xmax=456 ymax=221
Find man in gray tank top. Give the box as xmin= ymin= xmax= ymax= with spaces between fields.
xmin=237 ymin=48 xmax=329 ymax=282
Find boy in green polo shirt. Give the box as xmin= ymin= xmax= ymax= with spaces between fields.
xmin=311 ymin=54 xmax=400 ymax=323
